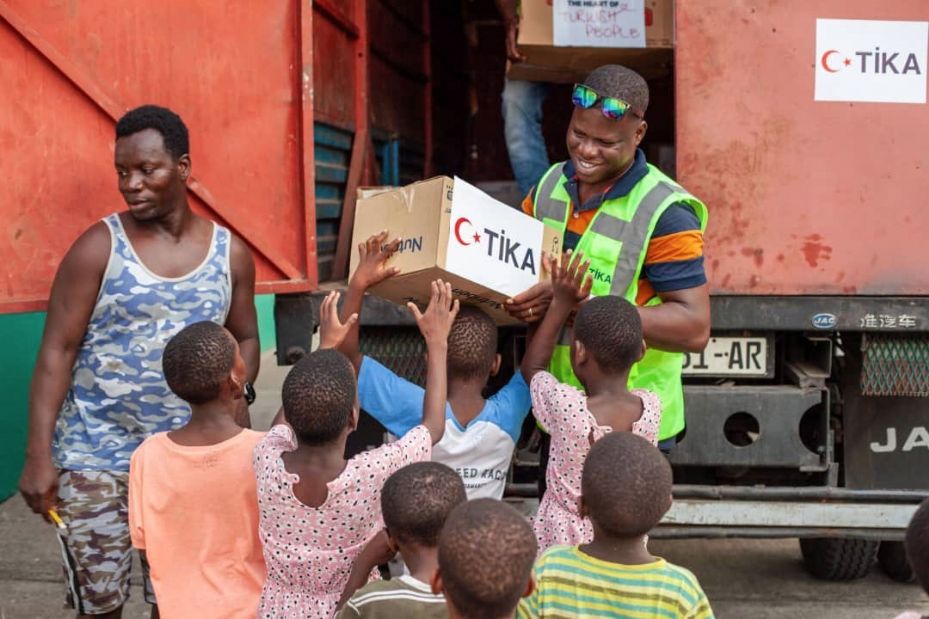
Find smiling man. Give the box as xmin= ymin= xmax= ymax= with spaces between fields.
xmin=506 ymin=65 xmax=710 ymax=472
xmin=18 ymin=105 xmax=258 ymax=618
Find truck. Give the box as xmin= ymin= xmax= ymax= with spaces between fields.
xmin=1 ymin=0 xmax=925 ymax=582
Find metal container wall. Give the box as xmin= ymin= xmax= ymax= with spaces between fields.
xmin=0 ymin=0 xmax=317 ymax=312
xmin=676 ymin=0 xmax=929 ymax=295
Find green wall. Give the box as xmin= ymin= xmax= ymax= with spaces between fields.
xmin=0 ymin=312 xmax=46 ymax=502
xmin=0 ymin=295 xmax=277 ymax=501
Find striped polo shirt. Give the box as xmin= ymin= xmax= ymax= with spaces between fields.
xmin=521 ymin=149 xmax=706 ymax=306
xmin=337 ymin=575 xmax=447 ymax=618
xmin=518 ymin=545 xmax=714 ymax=619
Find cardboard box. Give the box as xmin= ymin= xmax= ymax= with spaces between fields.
xmin=349 ymin=177 xmax=562 ymax=325
xmin=508 ymin=0 xmax=674 ymax=84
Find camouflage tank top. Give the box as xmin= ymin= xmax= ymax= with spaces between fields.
xmin=52 ymin=214 xmax=232 ymax=471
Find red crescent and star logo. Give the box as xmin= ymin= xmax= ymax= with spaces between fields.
xmin=820 ymin=49 xmax=851 ymax=72
xmin=454 ymin=217 xmax=481 ymax=246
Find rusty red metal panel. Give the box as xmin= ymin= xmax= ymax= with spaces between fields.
xmin=300 ymin=0 xmax=319 ymax=287
xmin=676 ymin=0 xmax=929 ymax=296
xmin=369 ymin=0 xmax=426 ymax=144
xmin=0 ymin=0 xmax=314 ymax=310
xmin=313 ymin=5 xmax=358 ymax=128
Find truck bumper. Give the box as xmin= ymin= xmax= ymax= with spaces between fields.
xmin=653 ymin=485 xmax=924 ymax=541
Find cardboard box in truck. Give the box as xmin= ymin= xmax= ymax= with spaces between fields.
xmin=350 ymin=177 xmax=562 ymax=325
xmin=508 ymin=0 xmax=674 ymax=83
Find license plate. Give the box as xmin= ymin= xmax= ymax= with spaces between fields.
xmin=682 ymin=337 xmax=769 ymax=377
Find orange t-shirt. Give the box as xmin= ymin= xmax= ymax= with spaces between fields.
xmin=129 ymin=429 xmax=266 ymax=619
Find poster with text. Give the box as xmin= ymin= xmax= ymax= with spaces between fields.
xmin=815 ymin=19 xmax=928 ymax=104
xmin=553 ymin=0 xmax=646 ymax=48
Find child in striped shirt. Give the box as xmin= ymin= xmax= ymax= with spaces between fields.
xmin=336 ymin=462 xmax=466 ymax=618
xmin=519 ymin=432 xmax=714 ymax=619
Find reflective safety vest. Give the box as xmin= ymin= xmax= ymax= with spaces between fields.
xmin=531 ymin=161 xmax=708 ymax=440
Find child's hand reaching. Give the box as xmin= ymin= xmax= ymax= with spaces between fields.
xmin=550 ymin=250 xmax=592 ymax=308
xmin=318 ymin=291 xmax=358 ymax=350
xmin=350 ymin=230 xmax=401 ymax=292
xmin=521 ymin=252 xmax=591 ymax=384
xmin=408 ymin=280 xmax=458 ymax=445
xmin=407 ymin=279 xmax=460 ymax=346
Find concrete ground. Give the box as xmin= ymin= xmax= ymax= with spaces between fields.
xmin=1 ymin=352 xmax=925 ymax=618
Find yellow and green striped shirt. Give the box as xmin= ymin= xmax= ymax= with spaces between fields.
xmin=518 ymin=546 xmax=714 ymax=619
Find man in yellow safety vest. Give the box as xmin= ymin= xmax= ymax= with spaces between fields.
xmin=504 ymin=65 xmax=710 ymax=489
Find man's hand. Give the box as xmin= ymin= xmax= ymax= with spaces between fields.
xmin=19 ymin=454 xmax=59 ymax=522
xmin=318 ymin=291 xmax=358 ymax=350
xmin=550 ymin=250 xmax=592 ymax=307
xmin=408 ymin=280 xmax=460 ymax=345
xmin=505 ymin=277 xmax=554 ymax=324
xmin=350 ymin=231 xmax=401 ymax=293
xmin=495 ymin=0 xmax=525 ymax=62
xmin=504 ymin=17 xmax=525 ymax=63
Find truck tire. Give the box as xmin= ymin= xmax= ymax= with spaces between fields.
xmin=878 ymin=541 xmax=916 ymax=583
xmin=799 ymin=538 xmax=877 ymax=580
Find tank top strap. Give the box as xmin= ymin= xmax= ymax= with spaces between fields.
xmin=213 ymin=224 xmax=231 ymax=266
xmin=101 ymin=213 xmax=134 ymax=264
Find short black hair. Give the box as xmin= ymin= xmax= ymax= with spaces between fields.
xmin=381 ymin=462 xmax=466 ymax=548
xmin=574 ymin=295 xmax=642 ymax=373
xmin=582 ymin=64 xmax=650 ymax=115
xmin=439 ymin=499 xmax=537 ymax=618
xmin=163 ymin=321 xmax=235 ymax=405
xmin=447 ymin=306 xmax=498 ymax=381
xmin=582 ymin=432 xmax=671 ymax=537
xmin=115 ymin=105 xmax=189 ymax=160
xmin=905 ymin=497 xmax=929 ymax=594
xmin=282 ymin=349 xmax=356 ymax=445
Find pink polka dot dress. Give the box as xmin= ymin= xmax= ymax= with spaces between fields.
xmin=252 ymin=424 xmax=431 ymax=618
xmin=530 ymin=371 xmax=661 ymax=554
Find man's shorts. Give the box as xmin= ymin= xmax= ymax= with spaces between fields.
xmin=56 ymin=470 xmax=155 ymax=614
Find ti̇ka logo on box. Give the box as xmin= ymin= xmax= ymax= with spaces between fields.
xmin=445 ymin=178 xmax=546 ymax=299
xmin=815 ymin=18 xmax=928 ymax=104
xmin=453 ymin=217 xmax=538 ymax=275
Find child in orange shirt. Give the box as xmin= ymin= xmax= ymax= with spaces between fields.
xmin=128 ymin=321 xmax=266 ymax=619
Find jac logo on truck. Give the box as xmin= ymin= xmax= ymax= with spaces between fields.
xmin=453 ymin=217 xmax=538 ymax=275
xmin=815 ymin=19 xmax=928 ymax=104
xmin=811 ymin=313 xmax=837 ymax=330
xmin=870 ymin=426 xmax=929 ymax=453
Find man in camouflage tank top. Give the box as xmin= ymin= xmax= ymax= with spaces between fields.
xmin=19 ymin=105 xmax=259 ymax=618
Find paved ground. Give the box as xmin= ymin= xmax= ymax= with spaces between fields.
xmin=2 ymin=352 xmax=925 ymax=618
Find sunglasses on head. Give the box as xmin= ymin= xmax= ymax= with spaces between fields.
xmin=571 ymin=84 xmax=641 ymax=121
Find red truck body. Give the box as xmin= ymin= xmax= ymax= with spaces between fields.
xmin=677 ymin=0 xmax=929 ymax=296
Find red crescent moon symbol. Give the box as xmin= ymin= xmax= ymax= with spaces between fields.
xmin=454 ymin=217 xmax=472 ymax=245
xmin=821 ymin=49 xmax=840 ymax=73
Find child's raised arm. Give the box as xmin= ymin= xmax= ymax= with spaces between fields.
xmin=317 ymin=291 xmax=358 ymax=351
xmin=521 ymin=251 xmax=592 ymax=384
xmin=408 ymin=279 xmax=459 ymax=445
xmin=337 ymin=231 xmax=401 ymax=373
xmin=335 ymin=530 xmax=396 ymax=612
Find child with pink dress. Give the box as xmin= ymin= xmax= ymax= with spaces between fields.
xmin=253 ymin=282 xmax=458 ymax=618
xmin=521 ymin=251 xmax=662 ymax=554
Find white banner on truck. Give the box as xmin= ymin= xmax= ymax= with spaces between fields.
xmin=446 ymin=178 xmax=545 ymax=299
xmin=815 ymin=18 xmax=928 ymax=104
xmin=552 ymin=0 xmax=647 ymax=48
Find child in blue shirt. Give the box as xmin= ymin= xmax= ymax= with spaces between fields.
xmin=338 ymin=231 xmax=532 ymax=499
